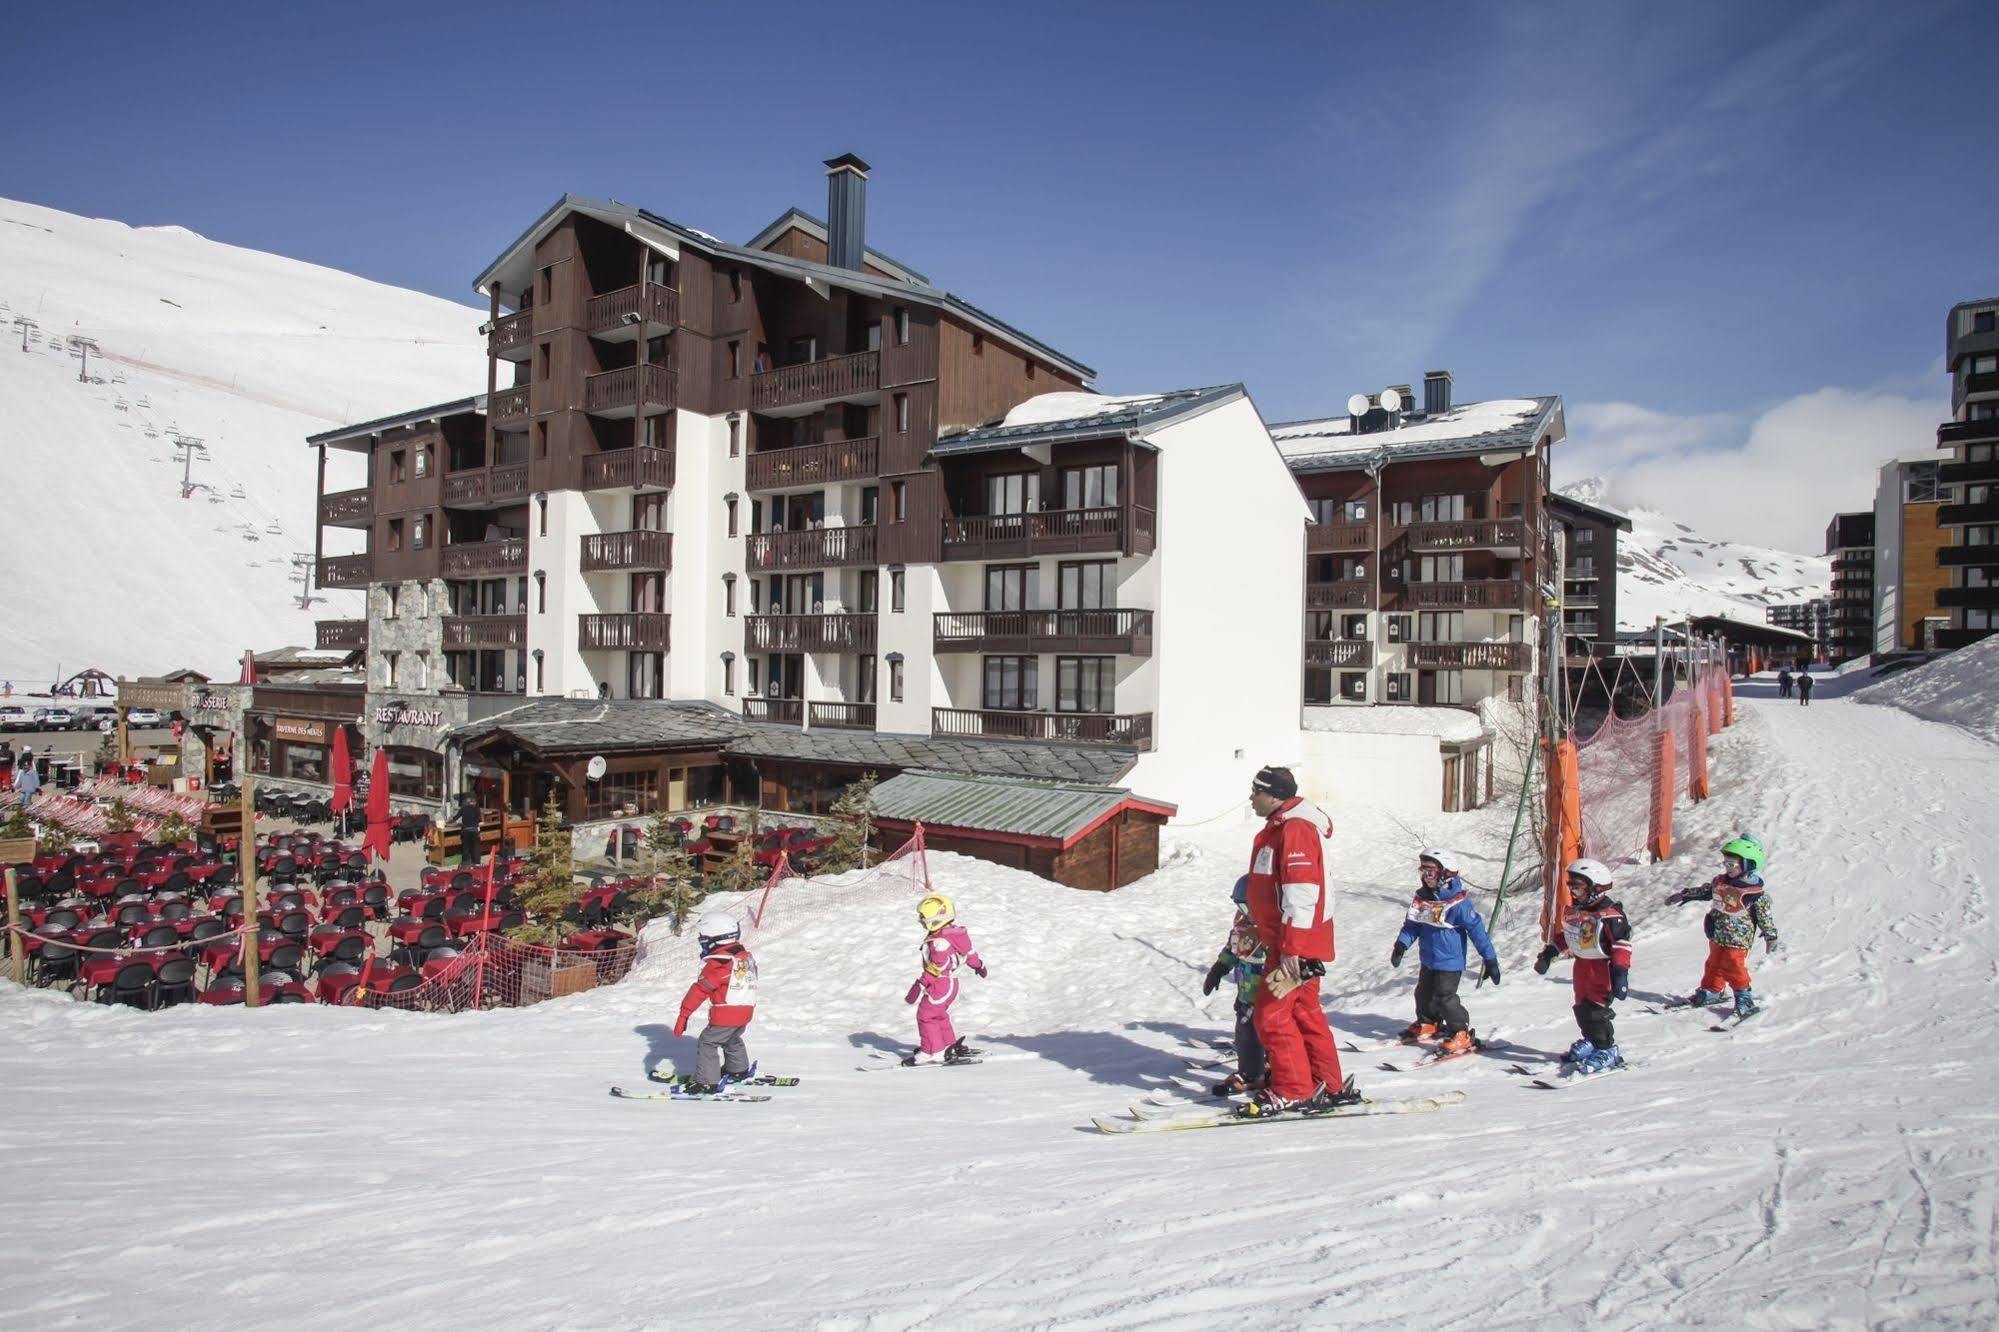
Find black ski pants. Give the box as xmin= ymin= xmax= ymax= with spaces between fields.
xmin=1575 ymin=1000 xmax=1616 ymax=1049
xmin=1415 ymin=966 xmax=1470 ymax=1036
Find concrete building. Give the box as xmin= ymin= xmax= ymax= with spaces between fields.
xmin=1549 ymin=492 xmax=1632 ymax=660
xmin=1935 ymin=296 xmax=1999 ymax=649
xmin=1824 ymin=511 xmax=1876 ymax=663
xmin=1872 ymin=453 xmax=1951 ymax=653
xmin=1765 ymin=599 xmax=1829 ymax=659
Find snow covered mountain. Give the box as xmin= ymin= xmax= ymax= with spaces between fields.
xmin=1561 ymin=476 xmax=1831 ymax=631
xmin=0 ymin=196 xmax=487 ymax=686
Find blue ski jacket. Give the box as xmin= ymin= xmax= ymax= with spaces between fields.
xmin=1394 ymin=877 xmax=1497 ymax=973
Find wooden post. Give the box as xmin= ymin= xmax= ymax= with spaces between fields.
xmin=5 ymin=868 xmax=23 ymax=986
xmin=240 ymin=777 xmax=261 ymax=1007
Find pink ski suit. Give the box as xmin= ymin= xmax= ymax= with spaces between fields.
xmin=905 ymin=924 xmax=985 ymax=1054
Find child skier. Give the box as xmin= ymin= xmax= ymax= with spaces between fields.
xmin=905 ymin=893 xmax=986 ymax=1065
xmin=1201 ymin=875 xmax=1267 ymax=1094
xmin=672 ymin=912 xmax=758 ymax=1093
xmin=1533 ymin=858 xmax=1634 ymax=1074
xmin=1665 ymin=835 xmax=1780 ymax=1017
xmin=1389 ymin=849 xmax=1500 ymax=1055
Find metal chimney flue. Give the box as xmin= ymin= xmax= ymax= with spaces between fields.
xmin=823 ymin=153 xmax=871 ymax=272
xmin=1424 ymin=369 xmax=1453 ymax=415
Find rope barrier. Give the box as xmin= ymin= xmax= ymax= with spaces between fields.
xmin=3 ymin=922 xmax=251 ymax=955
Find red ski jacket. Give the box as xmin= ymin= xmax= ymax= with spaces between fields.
xmin=675 ymin=941 xmax=758 ymax=1034
xmin=1246 ymin=797 xmax=1336 ymax=962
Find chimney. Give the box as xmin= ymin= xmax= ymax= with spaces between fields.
xmin=823 ymin=153 xmax=871 ymax=272
xmin=1424 ymin=369 xmax=1453 ymax=415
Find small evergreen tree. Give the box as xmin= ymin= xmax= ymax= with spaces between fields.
xmin=155 ymin=811 xmax=194 ymax=845
xmin=640 ymin=806 xmax=703 ymax=933
xmin=104 ymin=797 xmax=134 ymax=835
xmin=718 ymin=807 xmax=764 ymax=895
xmin=35 ymin=820 xmax=73 ymax=858
xmin=94 ymin=730 xmax=116 ymax=772
xmin=820 ymin=773 xmax=878 ymax=874
xmin=507 ymin=793 xmax=577 ymax=943
xmin=1 ymin=807 xmax=32 ymax=842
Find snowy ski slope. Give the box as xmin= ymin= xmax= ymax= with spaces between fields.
xmin=0 ymin=197 xmax=486 ymax=684
xmin=1 ymin=674 xmax=1993 ymax=1327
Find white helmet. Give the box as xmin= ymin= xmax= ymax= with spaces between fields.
xmin=1418 ymin=848 xmax=1461 ymax=875
xmin=1565 ymin=858 xmax=1613 ymax=889
xmin=695 ymin=912 xmax=740 ymax=949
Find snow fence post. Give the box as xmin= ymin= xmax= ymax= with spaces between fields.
xmin=1540 ymin=739 xmax=1581 ymax=945
xmin=5 ymin=868 xmax=23 ymax=986
xmin=1688 ymin=696 xmax=1710 ymax=802
xmin=240 ymin=777 xmax=261 ymax=1007
xmin=1648 ymin=732 xmax=1675 ymax=862
xmin=1721 ymin=673 xmax=1735 ymax=728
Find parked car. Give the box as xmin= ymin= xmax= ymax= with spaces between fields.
xmin=32 ymin=706 xmax=75 ymax=731
xmin=73 ymin=705 xmax=118 ymax=731
xmin=126 ymin=707 xmax=164 ymax=727
xmin=0 ymin=705 xmax=31 ymax=729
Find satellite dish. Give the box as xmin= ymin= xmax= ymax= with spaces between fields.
xmin=1346 ymin=392 xmax=1370 ymax=417
xmin=585 ymin=755 xmax=607 ymax=782
xmin=1379 ymin=387 xmax=1403 ymax=413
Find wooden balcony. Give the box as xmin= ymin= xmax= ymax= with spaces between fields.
xmin=1407 ymin=579 xmax=1530 ymax=610
xmin=580 ymin=530 xmax=674 ymax=573
xmin=932 ymin=707 xmax=1153 ymax=751
xmin=1306 ymin=521 xmax=1373 ymax=553
xmin=744 ymin=525 xmax=877 ymax=572
xmin=585 ymin=282 xmax=678 ymax=337
xmin=745 ymin=436 xmax=879 ymax=491
xmin=489 ymin=309 xmax=533 ymax=361
xmin=315 ymin=620 xmax=367 ymax=651
xmin=939 ymin=508 xmax=1126 ymax=561
xmin=578 ymin=613 xmax=671 ymax=652
xmin=751 ymin=349 xmax=879 ymax=413
xmin=442 ymin=614 xmax=528 ymax=649
xmin=744 ymin=613 xmax=878 ymax=654
xmin=584 ymin=363 xmax=677 ymax=418
xmin=1406 ymin=641 xmax=1533 ymax=671
xmin=1306 ymin=580 xmax=1371 ymax=609
xmin=809 ymin=700 xmax=876 ymax=731
xmin=440 ymin=536 xmax=527 ymax=577
xmin=440 ymin=462 xmax=529 ymax=507
xmin=743 ymin=697 xmax=803 ymax=724
xmin=319 ymin=487 xmax=372 ymax=527
xmin=1304 ymin=640 xmax=1373 ymax=668
xmin=580 ymin=445 xmax=676 ymax=492
xmin=490 ymin=384 xmax=530 ymax=425
xmin=1404 ymin=519 xmax=1527 ymax=552
xmin=932 ymin=609 xmax=1153 ymax=656
xmin=317 ymin=553 xmax=372 ymax=589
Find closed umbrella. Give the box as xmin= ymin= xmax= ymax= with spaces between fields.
xmin=362 ymin=748 xmax=392 ymax=862
xmin=329 ymin=728 xmax=353 ymax=836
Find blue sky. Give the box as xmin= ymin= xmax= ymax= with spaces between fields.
xmin=4 ymin=2 xmax=1994 ymax=548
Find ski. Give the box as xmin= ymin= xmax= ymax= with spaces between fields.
xmin=1527 ymin=1062 xmax=1638 ymax=1091
xmin=1709 ymin=1009 xmax=1761 ymax=1032
xmin=1094 ymin=1089 xmax=1467 ymax=1135
xmin=1181 ymin=1054 xmax=1234 ymax=1070
xmin=858 ymin=1049 xmax=987 ymax=1071
xmin=1341 ymin=1035 xmax=1435 ymax=1055
xmin=609 ymin=1086 xmax=773 ymax=1103
xmin=646 ymin=1069 xmax=800 ymax=1088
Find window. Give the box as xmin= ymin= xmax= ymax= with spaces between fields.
xmin=728 ymin=416 xmax=741 ymax=457
xmin=1430 ymin=670 xmax=1464 ymax=704
xmin=537 ymin=493 xmax=548 ymax=536
xmin=985 ymin=472 xmax=1039 ymax=514
xmin=726 ymin=497 xmax=738 ymax=538
xmin=535 ymin=421 xmax=549 ymax=460
xmin=1303 ymin=669 xmax=1332 ymax=706
xmin=890 ymin=568 xmax=906 ymax=612
xmin=391 ymin=450 xmax=407 ymax=484
xmin=384 ymin=651 xmax=399 ymax=689
xmin=1025 ymin=361 xmax=1036 ymax=381
xmin=1342 ymin=614 xmax=1368 ymax=640
xmin=384 ymin=584 xmax=400 ymax=619
xmin=894 ymin=393 xmax=909 ymax=433
xmin=1385 ymin=614 xmax=1411 ymax=644
xmin=972 ymin=332 xmax=984 ymax=356
xmin=727 ymin=341 xmax=741 ymax=379
xmin=1508 ymin=614 xmax=1526 ymax=643
xmin=1975 ymin=310 xmax=1997 ymax=334
xmin=891 ymin=481 xmax=907 ymax=522
xmin=1574 ymin=527 xmax=1594 ymax=547
xmin=412 ymin=516 xmax=427 ymax=550
xmin=1058 ymin=561 xmax=1114 ymax=609
xmin=1307 ymin=497 xmax=1339 ymax=525
xmin=889 ymin=656 xmax=905 ymax=702
xmin=857 ymin=570 xmax=879 ymax=613
xmin=1345 ymin=499 xmax=1369 ymax=522
xmin=627 ymin=651 xmax=665 ymax=700
xmin=629 ymin=572 xmax=665 ymax=614
xmin=645 ymin=414 xmax=670 ymax=448
xmin=414 ymin=652 xmax=430 ymax=690
xmin=1973 ymin=355 xmax=1999 ymax=375
xmin=728 ymin=270 xmax=742 ymax=303
xmin=1385 ymin=672 xmax=1411 ymax=702
xmin=724 ymin=577 xmax=736 ymax=617
xmin=1968 ymin=443 xmax=1996 ymax=463
xmin=860 ymin=485 xmax=879 ymax=526
xmin=1417 ymin=611 xmax=1464 ymax=641
xmin=535 ymin=571 xmax=546 ymax=614
xmin=1906 ymin=462 xmax=1945 ymax=504
xmin=1573 ymin=556 xmax=1596 ymax=577
xmin=533 ymin=651 xmax=544 ymax=692
xmin=632 ymin=492 xmax=668 ymax=531
xmin=1970 ymin=401 xmax=1999 ymax=421
xmin=1056 ymin=656 xmax=1115 ymax=713
xmin=895 ymin=307 xmax=909 ymax=345
xmin=1340 ymin=672 xmax=1367 ymax=701
xmin=386 ymin=518 xmax=403 ymax=553
xmin=1414 ymin=554 xmax=1464 ymax=583
xmin=1509 ymin=676 xmax=1526 ymax=702
xmin=723 ymin=655 xmax=735 ymax=695
xmin=1062 ymin=464 xmax=1118 ymax=510
xmin=983 ymin=656 xmax=1037 ymax=710
xmin=984 ymin=564 xmax=1038 ymax=611
xmin=415 ymin=447 xmax=431 ymax=479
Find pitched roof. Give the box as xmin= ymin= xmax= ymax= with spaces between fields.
xmin=932 ymin=384 xmax=1244 ymax=456
xmin=723 ymin=725 xmax=1139 ymax=786
xmin=1271 ymin=396 xmax=1563 ymax=473
xmin=868 ymin=769 xmax=1175 ymax=846
xmin=449 ymin=700 xmax=748 ymax=757
xmin=743 ymin=207 xmax=929 ymax=283
xmin=307 ymin=396 xmax=484 ymax=449
xmin=1549 ymin=491 xmax=1634 ymax=532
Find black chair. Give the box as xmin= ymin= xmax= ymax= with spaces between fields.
xmin=276 ymin=911 xmax=311 ymax=940
xmin=153 ymin=957 xmax=197 ymax=1008
xmin=326 ymin=886 xmax=359 ymax=907
xmin=215 ymin=894 xmax=244 ymax=920
xmin=448 ymin=891 xmax=477 ymax=912
xmin=273 ymin=892 xmax=305 ymax=912
xmin=113 ymin=903 xmax=147 ymax=927
xmin=265 ymin=943 xmax=305 ymax=976
xmin=361 ymin=884 xmax=388 ymax=915
xmin=162 ymin=871 xmax=191 ymax=896
xmin=207 ymin=863 xmax=238 ymax=889
xmin=188 ymin=917 xmax=227 ymax=943
xmin=270 ymin=856 xmax=298 ymax=878
xmin=331 ymin=905 xmax=366 ymax=931
xmin=43 ymin=907 xmax=81 ymax=930
xmin=14 ymin=874 xmax=45 ymax=901
xmin=101 ymin=961 xmax=155 ymax=1008
xmin=171 ymin=855 xmax=195 ymax=872
xmin=315 ymin=935 xmax=368 ymax=974
xmin=139 ymin=925 xmax=178 ymax=950
xmin=113 ymin=877 xmax=142 ymax=897
xmin=451 ymin=871 xmax=475 ymax=892
xmin=45 ymin=872 xmax=75 ymax=899
xmin=383 ymin=972 xmax=423 ymax=995
xmin=31 ymin=939 xmax=80 ymax=988
xmin=159 ymin=900 xmax=191 ymax=921
xmin=395 ymin=924 xmax=449 ymax=967
xmin=420 ymin=896 xmax=447 ymax=922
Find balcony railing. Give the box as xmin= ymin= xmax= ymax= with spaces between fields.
xmin=581 ymin=445 xmax=675 ymax=492
xmin=1406 ymin=640 xmax=1533 ymax=671
xmin=1304 ymin=640 xmax=1373 ymax=668
xmin=1940 ymin=457 xmax=1999 ymax=486
xmin=580 ymin=530 xmax=674 ymax=573
xmin=441 ymin=471 xmax=488 ymax=505
xmin=743 ymin=697 xmax=803 ymax=725
xmin=442 ymin=614 xmax=528 ymax=649
xmin=1936 ymin=585 xmax=1999 ymax=610
xmin=1934 ymin=627 xmax=1997 ymax=651
xmin=1937 ymin=498 xmax=1999 ymax=527
xmin=319 ymin=487 xmax=372 ymax=526
xmin=940 ymin=507 xmax=1124 ymax=560
xmin=1939 ymin=419 xmax=1999 ymax=447
xmin=585 ymin=282 xmax=678 ymax=335
xmin=317 ymin=553 xmax=372 ymax=589
xmin=932 ymin=707 xmax=1154 ymax=751
xmin=315 ymin=620 xmax=367 ymax=651
xmin=745 ymin=436 xmax=879 ymax=491
xmin=578 ymin=613 xmax=671 ymax=652
xmin=809 ymin=700 xmax=876 ymax=731
xmin=1306 ymin=522 xmax=1373 ymax=552
xmin=751 ymin=349 xmax=880 ymax=412
xmin=1564 ymin=593 xmax=1601 ymax=610
xmin=440 ymin=537 xmax=527 ymax=577
xmin=1404 ymin=519 xmax=1527 ymax=551
xmin=931 ymin=609 xmax=1153 ymax=656
xmin=490 ymin=385 xmax=530 ymax=423
xmin=1939 ymin=543 xmax=1999 ymax=567
xmin=489 ymin=309 xmax=533 ymax=359
xmin=584 ymin=363 xmax=677 ymax=416
xmin=744 ymin=613 xmax=878 ymax=654
xmin=1407 ymin=579 xmax=1529 ymax=610
xmin=1306 ymin=580 xmax=1371 ymax=609
xmin=744 ymin=525 xmax=877 ymax=571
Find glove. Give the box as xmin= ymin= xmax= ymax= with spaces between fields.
xmin=672 ymin=1020 xmax=686 ymax=1038
xmin=1481 ymin=957 xmax=1501 ymax=986
xmin=1764 ymin=938 xmax=1782 ymax=956
xmin=1610 ymin=966 xmax=1630 ymax=1000
xmin=974 ymin=963 xmax=988 ymax=979
xmin=1533 ymin=944 xmax=1559 ymax=975
xmin=904 ymin=982 xmax=921 ymax=1005
xmin=1389 ymin=943 xmax=1407 ymax=968
xmin=1664 ymin=889 xmax=1687 ymax=906
xmin=1202 ymin=958 xmax=1229 ymax=995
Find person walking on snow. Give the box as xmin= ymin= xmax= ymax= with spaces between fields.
xmin=1202 ymin=875 xmax=1267 ymax=1095
xmin=1243 ymin=765 xmax=1356 ymax=1113
xmin=672 ymin=912 xmax=758 ymax=1093
xmin=1776 ymin=667 xmax=1792 ymax=698
xmin=1666 ymin=836 xmax=1779 ymax=1017
xmin=1533 ymin=859 xmax=1634 ymax=1075
xmin=11 ymin=750 xmax=39 ymax=800
xmin=1389 ymin=849 xmax=1500 ymax=1055
xmin=1797 ymin=671 xmax=1814 ymax=706
xmin=905 ymin=893 xmax=985 ymax=1065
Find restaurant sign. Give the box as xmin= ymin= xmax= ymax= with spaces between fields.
xmin=373 ymin=702 xmax=447 ymax=729
xmin=192 ymin=692 xmax=233 ymax=712
xmin=274 ymin=717 xmax=328 ymax=744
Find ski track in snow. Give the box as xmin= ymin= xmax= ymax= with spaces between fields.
xmin=2 ymin=679 xmax=1997 ymax=1327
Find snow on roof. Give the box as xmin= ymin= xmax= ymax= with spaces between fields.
xmin=1273 ymin=397 xmax=1555 ymax=469
xmin=1855 ymin=634 xmax=1999 ymax=748
xmin=1000 ymin=391 xmax=1168 ymax=429
xmin=1302 ymin=706 xmax=1486 ymax=742
xmin=934 ymin=385 xmax=1244 ymax=457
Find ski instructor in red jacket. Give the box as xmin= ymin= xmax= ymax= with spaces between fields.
xmin=1244 ymin=765 xmax=1354 ymax=1110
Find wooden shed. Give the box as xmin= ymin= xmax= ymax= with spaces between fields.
xmin=869 ymin=769 xmax=1176 ymax=892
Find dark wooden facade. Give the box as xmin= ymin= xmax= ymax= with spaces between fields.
xmin=872 ymin=804 xmax=1169 ymax=892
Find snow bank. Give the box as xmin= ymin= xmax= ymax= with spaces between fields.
xmin=1853 ymin=634 xmax=1999 ymax=746
xmin=1000 ymin=390 xmax=1165 ymax=428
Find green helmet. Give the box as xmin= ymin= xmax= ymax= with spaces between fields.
xmin=1721 ymin=837 xmax=1765 ymax=872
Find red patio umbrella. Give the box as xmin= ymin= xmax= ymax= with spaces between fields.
xmin=362 ymin=747 xmax=392 ymax=862
xmin=329 ymin=727 xmax=354 ymax=818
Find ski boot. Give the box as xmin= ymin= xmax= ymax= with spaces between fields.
xmin=1564 ymin=1038 xmax=1596 ymax=1065
xmin=1310 ymin=1075 xmax=1364 ymax=1110
xmin=902 ymin=1048 xmax=945 ymax=1066
xmin=943 ymin=1038 xmax=978 ymax=1065
xmin=719 ymin=1063 xmax=758 ymax=1087
xmin=1575 ymin=1044 xmax=1624 ymax=1075
xmin=1212 ymin=1071 xmax=1263 ymax=1096
xmin=1397 ymin=1021 xmax=1439 ymax=1044
xmin=1685 ymin=988 xmax=1726 ymax=1008
xmin=1436 ymin=1029 xmax=1475 ymax=1057
xmin=1733 ymin=989 xmax=1759 ymax=1018
xmin=680 ymin=1081 xmax=724 ymax=1096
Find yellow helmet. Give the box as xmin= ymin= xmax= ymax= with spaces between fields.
xmin=917 ymin=894 xmax=954 ymax=931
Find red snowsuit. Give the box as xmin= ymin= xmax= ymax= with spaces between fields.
xmin=1245 ymin=796 xmax=1344 ymax=1101
xmin=673 ymin=941 xmax=757 ymax=1036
